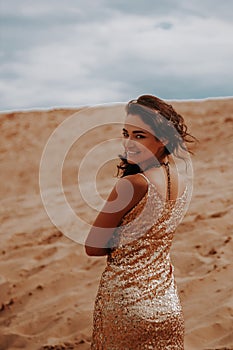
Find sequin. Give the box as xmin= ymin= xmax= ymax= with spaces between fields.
xmin=91 ymin=176 xmax=187 ymax=349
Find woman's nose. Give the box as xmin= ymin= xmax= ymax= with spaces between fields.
xmin=124 ymin=137 xmax=136 ymax=148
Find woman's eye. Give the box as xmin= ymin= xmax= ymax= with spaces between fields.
xmin=122 ymin=132 xmax=128 ymax=138
xmin=136 ymin=134 xmax=145 ymax=139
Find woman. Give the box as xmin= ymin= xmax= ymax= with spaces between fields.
xmin=85 ymin=95 xmax=195 ymax=349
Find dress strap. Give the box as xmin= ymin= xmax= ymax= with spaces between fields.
xmin=140 ymin=163 xmax=171 ymax=201
xmin=138 ymin=172 xmax=150 ymax=185
xmin=163 ymin=162 xmax=171 ymax=201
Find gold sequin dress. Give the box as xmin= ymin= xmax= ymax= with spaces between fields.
xmin=91 ymin=173 xmax=187 ymax=349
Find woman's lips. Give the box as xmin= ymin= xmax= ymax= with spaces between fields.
xmin=126 ymin=151 xmax=141 ymax=159
xmin=126 ymin=150 xmax=140 ymax=156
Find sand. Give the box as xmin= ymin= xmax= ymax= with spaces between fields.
xmin=0 ymin=99 xmax=232 ymax=350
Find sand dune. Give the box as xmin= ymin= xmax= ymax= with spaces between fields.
xmin=0 ymin=99 xmax=233 ymax=349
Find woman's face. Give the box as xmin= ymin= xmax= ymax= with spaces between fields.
xmin=122 ymin=114 xmax=166 ymax=167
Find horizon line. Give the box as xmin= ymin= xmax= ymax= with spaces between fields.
xmin=1 ymin=95 xmax=233 ymax=114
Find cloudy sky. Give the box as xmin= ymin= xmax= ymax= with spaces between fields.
xmin=1 ymin=0 xmax=233 ymax=111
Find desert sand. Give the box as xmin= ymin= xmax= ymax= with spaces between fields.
xmin=0 ymin=99 xmax=232 ymax=350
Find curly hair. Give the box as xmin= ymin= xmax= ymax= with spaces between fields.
xmin=117 ymin=95 xmax=197 ymax=177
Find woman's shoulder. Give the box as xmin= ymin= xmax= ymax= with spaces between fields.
xmin=119 ymin=173 xmax=148 ymax=191
xmin=114 ymin=173 xmax=148 ymax=206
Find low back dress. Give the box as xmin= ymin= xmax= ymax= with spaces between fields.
xmin=91 ymin=166 xmax=188 ymax=349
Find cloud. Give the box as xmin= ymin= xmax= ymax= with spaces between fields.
xmin=104 ymin=0 xmax=233 ymax=22
xmin=0 ymin=1 xmax=233 ymax=110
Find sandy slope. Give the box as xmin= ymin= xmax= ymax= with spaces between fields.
xmin=0 ymin=100 xmax=233 ymax=350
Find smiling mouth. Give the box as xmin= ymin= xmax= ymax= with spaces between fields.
xmin=126 ymin=150 xmax=140 ymax=156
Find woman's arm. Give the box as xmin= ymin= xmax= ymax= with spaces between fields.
xmin=85 ymin=174 xmax=148 ymax=256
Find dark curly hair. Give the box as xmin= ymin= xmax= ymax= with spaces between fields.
xmin=117 ymin=95 xmax=197 ymax=177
